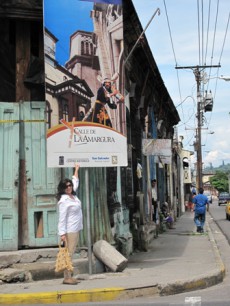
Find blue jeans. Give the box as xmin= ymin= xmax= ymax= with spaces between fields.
xmin=194 ymin=212 xmax=206 ymax=229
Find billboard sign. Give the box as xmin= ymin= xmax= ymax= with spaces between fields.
xmin=47 ymin=120 xmax=127 ymax=167
xmin=44 ymin=0 xmax=126 ymax=167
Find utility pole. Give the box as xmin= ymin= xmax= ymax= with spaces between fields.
xmin=176 ymin=64 xmax=220 ymax=190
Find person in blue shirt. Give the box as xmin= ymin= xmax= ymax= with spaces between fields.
xmin=193 ymin=187 xmax=209 ymax=233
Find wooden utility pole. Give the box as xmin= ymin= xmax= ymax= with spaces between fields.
xmin=176 ymin=64 xmax=220 ymax=190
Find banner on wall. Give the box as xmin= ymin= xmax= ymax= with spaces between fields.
xmin=44 ymin=0 xmax=126 ymax=167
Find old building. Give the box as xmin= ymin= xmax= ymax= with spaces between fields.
xmin=0 ymin=0 xmax=180 ymax=254
xmin=0 ymin=0 xmax=60 ymax=251
xmin=123 ymin=0 xmax=180 ymax=249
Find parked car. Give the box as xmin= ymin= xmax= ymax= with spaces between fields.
xmin=204 ymin=191 xmax=212 ymax=203
xmin=218 ymin=192 xmax=230 ymax=206
xmin=226 ymin=201 xmax=230 ymax=220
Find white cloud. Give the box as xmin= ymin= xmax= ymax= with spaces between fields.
xmin=133 ymin=0 xmax=230 ymax=168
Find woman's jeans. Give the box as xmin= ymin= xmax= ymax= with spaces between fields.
xmin=64 ymin=232 xmax=79 ymax=279
xmin=194 ymin=212 xmax=206 ymax=229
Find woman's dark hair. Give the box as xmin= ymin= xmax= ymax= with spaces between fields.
xmin=56 ymin=178 xmax=76 ymax=201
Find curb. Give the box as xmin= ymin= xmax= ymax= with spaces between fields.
xmin=158 ymin=214 xmax=225 ymax=296
xmin=0 ymin=214 xmax=225 ymax=305
xmin=0 ymin=286 xmax=161 ymax=305
xmin=206 ymin=214 xmax=226 ymax=277
xmin=0 ymin=288 xmax=125 ymax=305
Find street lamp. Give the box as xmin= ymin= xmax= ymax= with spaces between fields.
xmin=219 ymin=75 xmax=230 ymax=81
xmin=203 ymin=75 xmax=230 ymax=83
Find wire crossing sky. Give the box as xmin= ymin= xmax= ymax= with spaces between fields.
xmin=133 ymin=0 xmax=230 ymax=168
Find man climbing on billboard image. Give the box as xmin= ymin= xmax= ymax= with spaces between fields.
xmin=83 ymin=74 xmax=124 ymax=127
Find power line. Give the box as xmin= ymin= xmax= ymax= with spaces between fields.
xmin=218 ymin=11 xmax=230 ymax=64
xmin=176 ymin=64 xmax=220 ymax=189
xmin=163 ymin=0 xmax=177 ymax=66
xmin=163 ymin=0 xmax=188 ymax=134
xmin=204 ymin=0 xmax=211 ymax=65
xmin=197 ymin=0 xmax=201 ymax=65
xmin=207 ymin=0 xmax=219 ymax=81
xmin=201 ymin=0 xmax=204 ymax=65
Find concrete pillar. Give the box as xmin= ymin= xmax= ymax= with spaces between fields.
xmin=93 ymin=240 xmax=127 ymax=272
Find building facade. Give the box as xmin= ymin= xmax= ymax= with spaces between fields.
xmin=0 ymin=0 xmax=182 ymax=254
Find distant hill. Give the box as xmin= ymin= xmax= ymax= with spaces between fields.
xmin=203 ymin=163 xmax=230 ymax=174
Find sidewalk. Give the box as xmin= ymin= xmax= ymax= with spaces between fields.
xmin=0 ymin=212 xmax=226 ymax=305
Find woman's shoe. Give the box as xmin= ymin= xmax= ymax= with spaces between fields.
xmin=63 ymin=278 xmax=80 ymax=285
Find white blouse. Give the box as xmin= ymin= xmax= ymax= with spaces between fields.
xmin=58 ymin=176 xmax=83 ymax=236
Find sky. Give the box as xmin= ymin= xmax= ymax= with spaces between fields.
xmin=44 ymin=0 xmax=230 ymax=169
xmin=132 ymin=0 xmax=230 ymax=168
xmin=44 ymin=0 xmax=93 ymax=63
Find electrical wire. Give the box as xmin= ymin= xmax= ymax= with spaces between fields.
xmin=163 ymin=0 xmax=197 ymax=144
xmin=204 ymin=9 xmax=230 ymax=107
xmin=176 ymin=95 xmax=196 ymax=109
xmin=204 ymin=0 xmax=211 ymax=65
xmin=184 ymin=132 xmax=196 ymax=148
xmin=163 ymin=0 xmax=177 ymax=66
xmin=163 ymin=0 xmax=183 ymax=104
xmin=207 ymin=0 xmax=219 ymax=81
xmin=163 ymin=0 xmax=191 ymax=137
xmin=200 ymin=1 xmax=225 ymax=152
xmin=197 ymin=0 xmax=201 ymax=65
xmin=218 ymin=11 xmax=230 ymax=64
xmin=201 ymin=0 xmax=204 ymax=65
xmin=162 ymin=1 xmax=229 ymax=164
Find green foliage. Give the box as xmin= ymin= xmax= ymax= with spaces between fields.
xmin=209 ymin=170 xmax=229 ymax=192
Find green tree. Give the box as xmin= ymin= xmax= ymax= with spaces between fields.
xmin=210 ymin=170 xmax=229 ymax=192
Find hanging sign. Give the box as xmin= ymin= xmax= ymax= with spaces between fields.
xmin=142 ymin=139 xmax=172 ymax=157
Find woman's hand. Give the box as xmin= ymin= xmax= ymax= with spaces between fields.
xmin=74 ymin=163 xmax=80 ymax=178
xmin=61 ymin=234 xmax=66 ymax=242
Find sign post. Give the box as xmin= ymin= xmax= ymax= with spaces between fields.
xmin=44 ymin=0 xmax=126 ymax=275
xmin=85 ymin=168 xmax=92 ymax=275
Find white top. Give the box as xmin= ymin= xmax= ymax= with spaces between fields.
xmin=152 ymin=187 xmax=157 ymax=201
xmin=58 ymin=176 xmax=83 ymax=236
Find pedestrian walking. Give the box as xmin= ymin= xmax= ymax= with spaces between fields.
xmin=151 ymin=179 xmax=158 ymax=222
xmin=57 ymin=163 xmax=83 ymax=285
xmin=188 ymin=191 xmax=196 ymax=212
xmin=193 ymin=187 xmax=208 ymax=233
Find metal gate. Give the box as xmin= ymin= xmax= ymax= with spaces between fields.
xmin=0 ymin=102 xmax=60 ymax=251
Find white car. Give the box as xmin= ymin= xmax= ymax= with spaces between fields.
xmin=204 ymin=191 xmax=212 ymax=203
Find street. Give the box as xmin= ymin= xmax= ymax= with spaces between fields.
xmin=10 ymin=198 xmax=230 ymax=306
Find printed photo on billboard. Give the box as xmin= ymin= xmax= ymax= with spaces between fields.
xmin=44 ymin=0 xmax=127 ymax=167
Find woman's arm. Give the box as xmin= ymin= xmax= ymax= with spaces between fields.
xmin=73 ymin=163 xmax=80 ymax=179
xmin=72 ymin=163 xmax=80 ymax=192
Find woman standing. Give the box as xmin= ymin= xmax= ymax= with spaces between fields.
xmin=57 ymin=163 xmax=83 ymax=285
